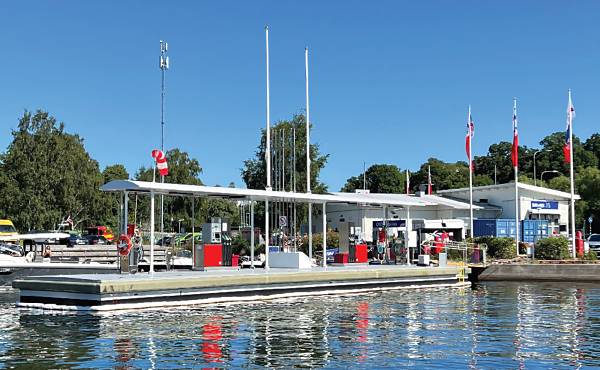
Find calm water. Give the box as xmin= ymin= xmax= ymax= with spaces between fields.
xmin=1 ymin=282 xmax=600 ymax=369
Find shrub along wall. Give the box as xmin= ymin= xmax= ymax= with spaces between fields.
xmin=534 ymin=236 xmax=570 ymax=260
xmin=474 ymin=236 xmax=517 ymax=260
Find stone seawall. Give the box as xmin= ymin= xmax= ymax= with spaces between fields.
xmin=473 ymin=263 xmax=600 ymax=282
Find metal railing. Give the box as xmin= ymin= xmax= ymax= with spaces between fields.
xmin=419 ymin=240 xmax=488 ymax=266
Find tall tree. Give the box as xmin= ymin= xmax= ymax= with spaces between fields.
xmin=134 ymin=148 xmax=237 ymax=231
xmin=341 ymin=164 xmax=406 ymax=193
xmin=97 ymin=164 xmax=129 ymax=231
xmin=0 ymin=110 xmax=105 ymax=231
xmin=241 ymin=114 xmax=329 ymax=193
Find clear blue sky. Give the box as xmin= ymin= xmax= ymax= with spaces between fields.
xmin=1 ymin=1 xmax=599 ymax=191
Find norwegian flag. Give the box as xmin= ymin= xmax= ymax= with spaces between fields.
xmin=511 ymin=101 xmax=519 ymax=168
xmin=465 ymin=111 xmax=475 ymax=172
xmin=563 ymin=99 xmax=575 ymax=164
xmin=427 ymin=165 xmax=432 ymax=195
xmin=152 ymin=149 xmax=169 ymax=176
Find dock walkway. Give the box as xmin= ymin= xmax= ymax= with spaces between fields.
xmin=13 ymin=265 xmax=464 ymax=311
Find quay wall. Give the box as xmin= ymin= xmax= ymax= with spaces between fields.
xmin=473 ymin=264 xmax=600 ymax=282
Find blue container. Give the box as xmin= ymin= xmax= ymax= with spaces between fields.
xmin=521 ymin=220 xmax=549 ymax=243
xmin=473 ymin=219 xmax=517 ymax=238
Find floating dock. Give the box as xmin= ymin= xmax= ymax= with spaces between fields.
xmin=13 ymin=265 xmax=465 ymax=311
xmin=1 ymin=262 xmax=118 ymax=287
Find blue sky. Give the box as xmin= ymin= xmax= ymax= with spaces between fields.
xmin=1 ymin=1 xmax=599 ymax=190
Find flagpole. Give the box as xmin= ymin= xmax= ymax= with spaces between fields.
xmin=513 ymin=97 xmax=520 ymax=255
xmin=468 ymin=105 xmax=474 ymax=239
xmin=305 ymin=46 xmax=313 ymax=260
xmin=406 ymin=169 xmax=409 ymax=195
xmin=427 ymin=165 xmax=432 ymax=195
xmin=568 ymin=89 xmax=576 ymax=259
xmin=265 ymin=26 xmax=271 ymax=270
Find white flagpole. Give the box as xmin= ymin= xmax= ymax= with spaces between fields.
xmin=265 ymin=26 xmax=271 ymax=270
xmin=468 ymin=105 xmax=474 ymax=239
xmin=568 ymin=89 xmax=576 ymax=259
xmin=306 ymin=47 xmax=313 ymax=260
xmin=514 ymin=97 xmax=520 ymax=254
xmin=406 ymin=169 xmax=409 ymax=195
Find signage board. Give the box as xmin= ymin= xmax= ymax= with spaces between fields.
xmin=373 ymin=220 xmax=406 ymax=228
xmin=530 ymin=200 xmax=559 ymax=210
xmin=278 ymin=216 xmax=287 ymax=228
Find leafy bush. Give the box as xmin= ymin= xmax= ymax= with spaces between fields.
xmin=534 ymin=236 xmax=570 ymax=260
xmin=474 ymin=236 xmax=516 ymax=259
xmin=231 ymin=234 xmax=249 ymax=255
xmin=582 ymin=250 xmax=597 ymax=261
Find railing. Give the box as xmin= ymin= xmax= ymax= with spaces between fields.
xmin=419 ymin=240 xmax=488 ymax=267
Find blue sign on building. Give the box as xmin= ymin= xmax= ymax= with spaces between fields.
xmin=530 ymin=200 xmax=559 ymax=210
xmin=373 ymin=220 xmax=406 ymax=228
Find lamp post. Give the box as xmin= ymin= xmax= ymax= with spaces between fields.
xmin=533 ymin=149 xmax=548 ymax=186
xmin=540 ymin=170 xmax=560 ymax=184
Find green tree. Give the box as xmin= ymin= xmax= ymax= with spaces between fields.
xmin=97 ymin=164 xmax=129 ymax=231
xmin=341 ymin=164 xmax=406 ymax=193
xmin=536 ymin=132 xmax=598 ymax=177
xmin=584 ymin=134 xmax=600 ymax=169
xmin=0 ymin=110 xmax=105 ymax=231
xmin=577 ymin=167 xmax=600 ymax=233
xmin=134 ymin=148 xmax=237 ymax=232
xmin=242 ymin=114 xmax=329 ymax=194
xmin=410 ymin=158 xmax=471 ymax=192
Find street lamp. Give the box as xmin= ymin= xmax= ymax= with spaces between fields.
xmin=540 ymin=170 xmax=561 ymax=185
xmin=533 ymin=149 xmax=548 ymax=186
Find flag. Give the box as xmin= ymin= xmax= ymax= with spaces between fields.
xmin=66 ymin=215 xmax=73 ymax=226
xmin=427 ymin=165 xmax=432 ymax=195
xmin=563 ymin=99 xmax=575 ymax=164
xmin=151 ymin=149 xmax=169 ymax=176
xmin=511 ymin=101 xmax=519 ymax=168
xmin=465 ymin=112 xmax=475 ymax=171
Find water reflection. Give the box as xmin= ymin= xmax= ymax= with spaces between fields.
xmin=3 ymin=283 xmax=600 ymax=368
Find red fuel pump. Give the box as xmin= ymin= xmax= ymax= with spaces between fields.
xmin=576 ymin=230 xmax=584 ymax=257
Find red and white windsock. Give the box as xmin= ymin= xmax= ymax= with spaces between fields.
xmin=151 ymin=149 xmax=169 ymax=176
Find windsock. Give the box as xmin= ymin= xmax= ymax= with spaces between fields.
xmin=151 ymin=149 xmax=169 ymax=176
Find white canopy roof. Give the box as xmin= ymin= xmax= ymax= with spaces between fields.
xmin=101 ymin=180 xmax=427 ymax=207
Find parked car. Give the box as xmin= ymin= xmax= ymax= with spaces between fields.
xmin=66 ymin=235 xmax=87 ymax=247
xmin=587 ymin=234 xmax=600 ymax=252
xmin=85 ymin=235 xmax=108 ymax=245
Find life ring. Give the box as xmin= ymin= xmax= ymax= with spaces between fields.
xmin=117 ymin=234 xmax=132 ymax=256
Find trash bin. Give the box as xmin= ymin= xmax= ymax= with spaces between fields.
xmin=231 ymin=254 xmax=239 ymax=267
xmin=438 ymin=252 xmax=447 ymax=267
xmin=193 ymin=244 xmax=204 ymax=271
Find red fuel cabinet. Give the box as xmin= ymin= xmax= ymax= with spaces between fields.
xmin=355 ymin=244 xmax=368 ymax=263
xmin=203 ymin=244 xmax=223 ymax=267
xmin=334 ymin=253 xmax=349 ymax=264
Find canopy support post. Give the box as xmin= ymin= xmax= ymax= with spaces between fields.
xmin=322 ymin=202 xmax=327 ymax=268
xmin=251 ymin=200 xmax=255 ymax=269
xmin=150 ymin=190 xmax=155 ymax=274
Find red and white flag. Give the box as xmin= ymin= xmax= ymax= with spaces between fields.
xmin=427 ymin=165 xmax=432 ymax=195
xmin=151 ymin=149 xmax=169 ymax=176
xmin=511 ymin=101 xmax=519 ymax=169
xmin=465 ymin=110 xmax=475 ymax=172
xmin=563 ymin=97 xmax=575 ymax=164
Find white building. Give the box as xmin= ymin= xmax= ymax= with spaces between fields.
xmin=437 ymin=182 xmax=579 ymax=235
xmin=320 ymin=192 xmax=500 ymax=242
xmin=315 ymin=183 xmax=578 ymax=242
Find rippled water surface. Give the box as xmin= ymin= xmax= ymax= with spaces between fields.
xmin=2 ymin=282 xmax=600 ymax=368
